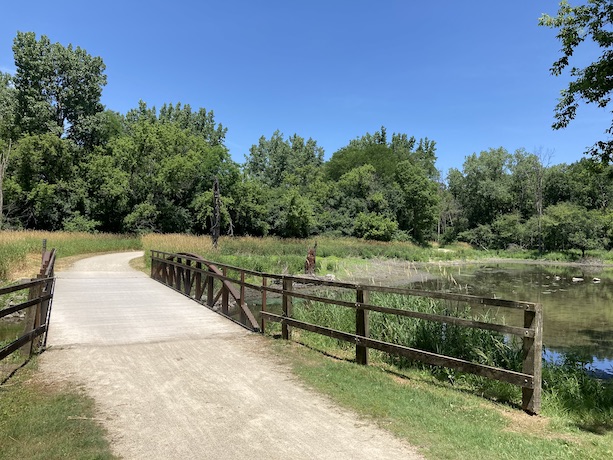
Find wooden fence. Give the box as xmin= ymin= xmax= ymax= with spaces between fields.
xmin=0 ymin=247 xmax=56 ymax=364
xmin=151 ymin=250 xmax=543 ymax=414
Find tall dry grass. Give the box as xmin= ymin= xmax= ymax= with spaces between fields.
xmin=0 ymin=230 xmax=141 ymax=281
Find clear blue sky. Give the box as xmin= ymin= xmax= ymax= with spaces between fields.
xmin=1 ymin=1 xmax=610 ymax=177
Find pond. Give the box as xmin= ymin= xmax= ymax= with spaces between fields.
xmin=411 ymin=262 xmax=613 ymax=375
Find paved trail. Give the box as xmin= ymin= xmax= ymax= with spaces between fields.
xmin=40 ymin=252 xmax=423 ymax=459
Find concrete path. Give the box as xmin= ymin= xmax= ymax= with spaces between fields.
xmin=40 ymin=252 xmax=423 ymax=459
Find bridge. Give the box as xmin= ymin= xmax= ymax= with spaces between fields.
xmin=41 ymin=252 xmax=422 ymax=459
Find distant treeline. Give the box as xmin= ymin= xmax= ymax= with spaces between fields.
xmin=2 ymin=32 xmax=613 ymax=255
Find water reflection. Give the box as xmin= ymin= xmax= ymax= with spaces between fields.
xmin=412 ymin=263 xmax=613 ymax=374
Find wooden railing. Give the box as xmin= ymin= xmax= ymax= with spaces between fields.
xmin=0 ymin=247 xmax=56 ymax=364
xmin=151 ymin=251 xmax=260 ymax=331
xmin=150 ymin=250 xmax=543 ymax=414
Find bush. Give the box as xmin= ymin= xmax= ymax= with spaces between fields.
xmin=353 ymin=212 xmax=398 ymax=241
xmin=62 ymin=212 xmax=100 ymax=233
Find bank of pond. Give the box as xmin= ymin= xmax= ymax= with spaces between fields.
xmin=410 ymin=262 xmax=613 ymax=377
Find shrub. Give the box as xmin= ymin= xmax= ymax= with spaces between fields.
xmin=353 ymin=212 xmax=398 ymax=241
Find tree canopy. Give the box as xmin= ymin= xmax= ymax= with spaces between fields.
xmin=3 ymin=31 xmax=613 ymax=256
xmin=12 ymin=32 xmax=107 ymax=142
xmin=540 ymin=1 xmax=613 ymax=162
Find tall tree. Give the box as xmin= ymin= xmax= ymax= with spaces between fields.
xmin=539 ymin=1 xmax=613 ymax=162
xmin=394 ymin=160 xmax=440 ymax=243
xmin=448 ymin=148 xmax=513 ymax=228
xmin=12 ymin=32 xmax=107 ymax=140
xmin=0 ymin=72 xmax=17 ymax=228
xmin=158 ymin=102 xmax=227 ymax=146
xmin=245 ymin=130 xmax=324 ymax=186
xmin=326 ymin=127 xmax=438 ymax=182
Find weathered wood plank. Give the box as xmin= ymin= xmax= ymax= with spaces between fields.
xmin=356 ymin=289 xmax=369 ymax=365
xmin=0 ymin=278 xmax=48 ymax=296
xmin=282 ymin=278 xmax=293 ymax=340
xmin=253 ymin=287 xmax=532 ymax=338
xmin=262 ymin=312 xmax=535 ymax=389
xmin=0 ymin=325 xmax=47 ymax=361
xmin=522 ymin=306 xmax=543 ymax=414
xmin=0 ymin=294 xmax=52 ymax=319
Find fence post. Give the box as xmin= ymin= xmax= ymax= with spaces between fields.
xmin=282 ymin=278 xmax=293 ymax=340
xmin=175 ymin=256 xmax=183 ymax=291
xmin=184 ymin=258 xmax=192 ymax=296
xmin=356 ymin=288 xmax=369 ymax=365
xmin=522 ymin=304 xmax=543 ymax=414
xmin=195 ymin=261 xmax=203 ymax=300
xmin=167 ymin=256 xmax=174 ymax=286
xmin=261 ymin=277 xmax=267 ymax=334
xmin=41 ymin=275 xmax=56 ymax=348
xmin=207 ymin=268 xmax=214 ymax=307
xmin=239 ymin=271 xmax=247 ymax=324
xmin=21 ymin=279 xmax=42 ymax=356
xmin=221 ymin=267 xmax=229 ymax=315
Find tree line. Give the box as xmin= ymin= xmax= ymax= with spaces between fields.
xmin=2 ymin=31 xmax=613 ymax=255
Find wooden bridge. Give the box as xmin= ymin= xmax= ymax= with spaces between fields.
xmin=151 ymin=250 xmax=543 ymax=415
xmin=34 ymin=251 xmax=423 ymax=460
xmin=2 ymin=248 xmax=543 ymax=458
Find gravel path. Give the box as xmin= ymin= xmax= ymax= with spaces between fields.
xmin=40 ymin=252 xmax=423 ymax=460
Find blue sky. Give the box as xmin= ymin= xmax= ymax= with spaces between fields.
xmin=1 ymin=1 xmax=610 ymax=177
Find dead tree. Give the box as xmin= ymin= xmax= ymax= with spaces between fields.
xmin=304 ymin=242 xmax=317 ymax=275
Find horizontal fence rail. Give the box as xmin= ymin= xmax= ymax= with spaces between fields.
xmin=150 ymin=250 xmax=543 ymax=414
xmin=0 ymin=247 xmax=56 ymax=364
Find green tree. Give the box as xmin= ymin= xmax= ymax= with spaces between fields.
xmin=541 ymin=202 xmax=607 ymax=255
xmin=12 ymin=32 xmax=107 ymax=140
xmin=157 ymin=102 xmax=227 ymax=146
xmin=245 ymin=130 xmax=324 ymax=186
xmin=7 ymin=134 xmax=84 ymax=229
xmin=448 ymin=148 xmax=513 ymax=228
xmin=268 ymin=188 xmax=314 ymax=238
xmin=0 ymin=72 xmax=17 ymax=228
xmin=70 ymin=110 xmax=124 ymax=150
xmin=84 ymin=155 xmax=130 ymax=232
xmin=540 ymin=1 xmax=613 ymax=162
xmin=325 ymin=127 xmax=438 ymax=183
xmin=108 ymin=106 xmax=235 ymax=233
xmin=326 ymin=164 xmax=392 ymax=235
xmin=227 ymin=179 xmax=270 ymax=236
xmin=491 ymin=213 xmax=526 ymax=249
xmin=394 ymin=160 xmax=440 ymax=243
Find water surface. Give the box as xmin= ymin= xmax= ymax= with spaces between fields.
xmin=412 ymin=263 xmax=613 ymax=374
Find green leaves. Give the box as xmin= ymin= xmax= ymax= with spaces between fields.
xmin=12 ymin=32 xmax=106 ymax=140
xmin=540 ymin=1 xmax=613 ymax=162
xmin=244 ymin=130 xmax=324 ymax=186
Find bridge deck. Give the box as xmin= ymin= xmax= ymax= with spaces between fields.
xmin=40 ymin=252 xmax=421 ymax=460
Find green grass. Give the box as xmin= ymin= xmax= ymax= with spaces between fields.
xmin=0 ymin=360 xmax=116 ymax=460
xmin=288 ymin=289 xmax=613 ymax=433
xmin=272 ymin=339 xmax=613 ymax=460
xmin=0 ymin=321 xmax=24 ymax=348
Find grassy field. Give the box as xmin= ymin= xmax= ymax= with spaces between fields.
xmin=0 ymin=230 xmax=141 ymax=282
xmin=2 ymin=230 xmax=613 ymax=459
